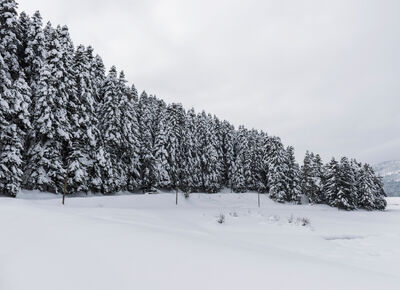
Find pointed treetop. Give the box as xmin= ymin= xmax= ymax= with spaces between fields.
xmin=33 ymin=10 xmax=42 ymax=20
xmin=140 ymin=90 xmax=148 ymax=99
xmin=108 ymin=65 xmax=117 ymax=78
xmin=119 ymin=70 xmax=126 ymax=81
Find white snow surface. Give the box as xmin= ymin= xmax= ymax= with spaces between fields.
xmin=1 ymin=191 xmax=400 ymax=290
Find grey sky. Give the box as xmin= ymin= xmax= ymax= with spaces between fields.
xmin=18 ymin=0 xmax=400 ymax=164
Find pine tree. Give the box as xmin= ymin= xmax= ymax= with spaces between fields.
xmin=81 ymin=46 xmax=105 ymax=192
xmin=24 ymin=24 xmax=71 ymax=193
xmin=17 ymin=12 xmax=46 ymax=177
xmin=356 ymin=163 xmax=378 ymax=210
xmin=129 ymin=83 xmax=138 ymax=103
xmin=21 ymin=11 xmax=46 ymax=100
xmin=165 ymin=103 xmax=185 ymax=191
xmin=118 ymin=71 xmax=141 ymax=192
xmin=16 ymin=11 xmax=30 ymax=66
xmin=247 ymin=129 xmax=268 ymax=192
xmin=0 ymin=0 xmax=20 ymax=80
xmin=355 ymin=162 xmax=386 ymax=211
xmin=266 ymin=137 xmax=290 ymax=202
xmin=245 ymin=129 xmax=258 ymax=191
xmin=301 ymin=151 xmax=313 ymax=199
xmin=220 ymin=120 xmax=235 ymax=189
xmin=254 ymin=132 xmax=269 ymax=193
xmin=331 ymin=157 xmax=357 ymax=210
xmin=180 ymin=108 xmax=202 ymax=192
xmin=286 ymin=146 xmax=302 ymax=203
xmin=87 ymin=47 xmax=105 ymax=104
xmin=211 ymin=116 xmax=225 ymax=187
xmin=323 ymin=158 xmax=339 ymax=207
xmin=64 ymin=44 xmax=98 ymax=193
xmin=138 ymin=91 xmax=156 ymax=192
xmin=196 ymin=112 xmax=221 ymax=192
xmin=312 ymin=154 xmax=324 ymax=203
xmin=153 ymin=106 xmax=171 ymax=189
xmin=0 ymin=47 xmax=31 ymax=196
xmin=97 ymin=66 xmax=129 ymax=193
xmin=301 ymin=151 xmax=324 ymax=203
xmin=231 ymin=126 xmax=250 ymax=192
xmin=371 ymin=173 xmax=387 ymax=210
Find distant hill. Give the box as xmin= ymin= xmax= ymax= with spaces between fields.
xmin=374 ymin=160 xmax=400 ymax=196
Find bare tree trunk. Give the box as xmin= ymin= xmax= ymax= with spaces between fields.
xmin=62 ymin=161 xmax=70 ymax=205
xmin=176 ymin=189 xmax=178 ymax=205
xmin=258 ymin=193 xmax=260 ymax=207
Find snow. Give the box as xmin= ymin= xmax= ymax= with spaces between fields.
xmin=1 ymin=192 xmax=400 ymax=290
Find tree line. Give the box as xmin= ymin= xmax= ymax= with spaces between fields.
xmin=0 ymin=0 xmax=386 ymax=210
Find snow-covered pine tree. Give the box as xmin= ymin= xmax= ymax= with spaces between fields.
xmin=82 ymin=46 xmax=106 ymax=192
xmin=265 ymin=137 xmax=290 ymax=202
xmin=332 ymin=157 xmax=357 ymax=210
xmin=231 ymin=152 xmax=246 ymax=192
xmin=371 ymin=169 xmax=387 ymax=210
xmin=165 ymin=103 xmax=185 ymax=191
xmin=254 ymin=131 xmax=269 ymax=192
xmin=300 ymin=151 xmax=324 ymax=203
xmin=246 ymin=129 xmax=259 ymax=191
xmin=356 ymin=163 xmax=378 ymax=210
xmin=286 ymin=146 xmax=302 ymax=203
xmin=196 ymin=112 xmax=221 ymax=192
xmin=180 ymin=108 xmax=202 ymax=192
xmin=97 ymin=67 xmax=128 ymax=193
xmin=118 ymin=73 xmax=141 ymax=192
xmin=179 ymin=108 xmax=194 ymax=193
xmin=231 ymin=126 xmax=250 ymax=192
xmin=260 ymin=134 xmax=273 ymax=192
xmin=219 ymin=120 xmax=235 ymax=189
xmin=211 ymin=115 xmax=225 ymax=187
xmin=153 ymin=105 xmax=171 ymax=189
xmin=56 ymin=25 xmax=80 ymax=194
xmin=64 ymin=44 xmax=97 ymax=194
xmin=16 ymin=11 xmax=30 ymax=65
xmin=311 ymin=154 xmax=324 ymax=203
xmin=0 ymin=0 xmax=20 ymax=80
xmin=248 ymin=129 xmax=268 ymax=192
xmin=22 ymin=11 xmax=45 ymax=79
xmin=128 ymin=83 xmax=138 ymax=103
xmin=0 ymin=44 xmax=31 ymax=196
xmin=301 ymin=151 xmax=313 ymax=199
xmin=0 ymin=1 xmax=30 ymax=196
xmin=23 ymin=24 xmax=71 ymax=193
xmin=86 ymin=47 xmax=105 ymax=104
xmin=19 ymin=11 xmax=46 ymax=119
xmin=89 ymin=135 xmax=107 ymax=193
xmin=138 ymin=91 xmax=157 ymax=192
xmin=323 ymin=157 xmax=339 ymax=207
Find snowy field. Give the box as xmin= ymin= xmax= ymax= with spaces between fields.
xmin=1 ymin=192 xmax=400 ymax=290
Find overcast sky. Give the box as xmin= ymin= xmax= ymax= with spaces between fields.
xmin=18 ymin=0 xmax=400 ymax=164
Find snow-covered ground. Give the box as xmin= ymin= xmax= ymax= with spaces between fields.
xmin=1 ymin=192 xmax=400 ymax=290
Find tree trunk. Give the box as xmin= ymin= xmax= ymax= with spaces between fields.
xmin=62 ymin=161 xmax=70 ymax=205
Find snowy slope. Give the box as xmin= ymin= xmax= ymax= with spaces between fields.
xmin=374 ymin=160 xmax=400 ymax=196
xmin=1 ymin=192 xmax=400 ymax=290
